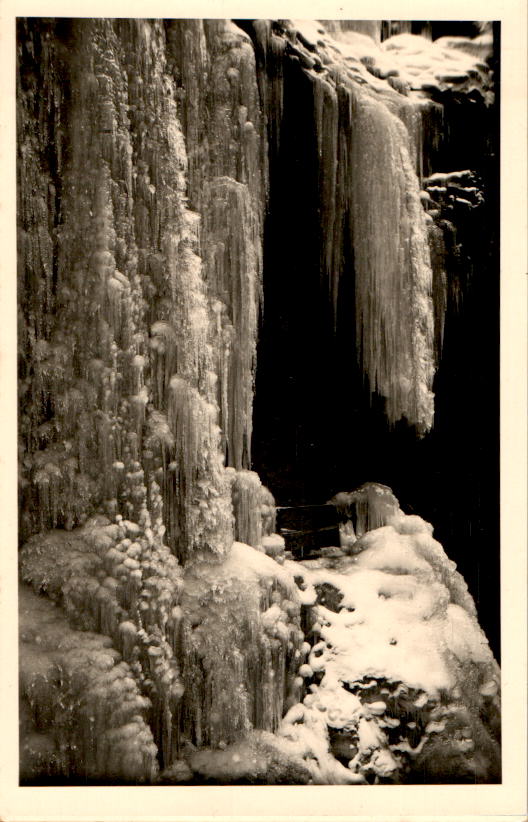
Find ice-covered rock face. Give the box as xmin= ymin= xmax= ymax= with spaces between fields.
xmin=17 ymin=19 xmax=261 ymax=555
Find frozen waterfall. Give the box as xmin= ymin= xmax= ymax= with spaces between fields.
xmin=16 ymin=17 xmax=500 ymax=788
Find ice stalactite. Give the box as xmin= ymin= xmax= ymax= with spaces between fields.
xmin=427 ymin=221 xmax=450 ymax=357
xmin=201 ymin=177 xmax=260 ymax=469
xmin=166 ymin=20 xmax=265 ymax=471
xmin=304 ymin=23 xmax=438 ymax=431
xmin=228 ymin=468 xmax=276 ymax=548
xmin=348 ymin=94 xmax=435 ymax=430
xmin=249 ymin=20 xmax=436 ymax=430
xmin=178 ymin=543 xmax=304 ymax=752
xmin=166 ymin=376 xmax=232 ymax=564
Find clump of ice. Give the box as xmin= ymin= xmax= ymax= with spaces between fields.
xmin=227 ymin=469 xmax=277 ymax=548
xmin=283 ymin=486 xmax=500 ymax=782
xmin=329 ymin=482 xmax=400 ymax=538
xmin=19 ymin=584 xmax=158 ymax=783
xmin=179 ymin=541 xmax=303 ymax=749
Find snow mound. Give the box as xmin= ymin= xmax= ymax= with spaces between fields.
xmin=283 ymin=499 xmax=500 ymax=783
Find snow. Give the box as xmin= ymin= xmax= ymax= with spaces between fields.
xmin=279 ymin=704 xmax=366 ymax=783
xmin=382 ymin=33 xmax=493 ymax=98
xmin=199 ymin=540 xmax=297 ymax=596
xmin=262 ymin=534 xmax=286 ymax=558
xmin=292 ymin=510 xmax=496 ymax=697
xmin=279 ymin=496 xmax=500 ymax=782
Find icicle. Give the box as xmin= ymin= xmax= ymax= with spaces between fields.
xmin=202 ymin=177 xmax=260 ymax=469
xmin=166 ymin=375 xmax=232 ymax=562
xmin=251 ymin=20 xmax=285 ymax=155
xmin=312 ymin=74 xmax=340 ymax=313
xmin=427 ymin=221 xmax=449 ymax=358
xmin=350 ymin=89 xmax=435 ymax=431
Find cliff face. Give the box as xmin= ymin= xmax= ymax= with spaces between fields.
xmin=17 ymin=19 xmax=499 ymax=784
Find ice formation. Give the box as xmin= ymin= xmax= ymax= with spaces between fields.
xmin=20 ymin=512 xmax=184 ymax=770
xmin=166 ymin=21 xmax=265 ymax=470
xmin=178 ymin=542 xmax=304 ymax=750
xmin=17 ymin=19 xmax=234 ymax=560
xmin=17 ymin=18 xmax=499 ymax=785
xmin=251 ymin=22 xmax=435 ymax=429
xmin=280 ymin=501 xmax=500 ymax=783
xmin=19 ymin=584 xmax=158 ymax=783
xmin=329 ymin=483 xmax=400 ymax=537
xmin=228 ymin=468 xmax=276 ymax=547
xmin=247 ymin=19 xmax=494 ymax=430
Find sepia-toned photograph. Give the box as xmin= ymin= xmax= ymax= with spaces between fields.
xmin=3 ymin=0 xmax=525 ymax=814
xmin=15 ymin=15 xmax=504 ymax=789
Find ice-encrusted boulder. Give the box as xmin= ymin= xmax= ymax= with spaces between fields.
xmin=280 ymin=499 xmax=500 ymax=783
